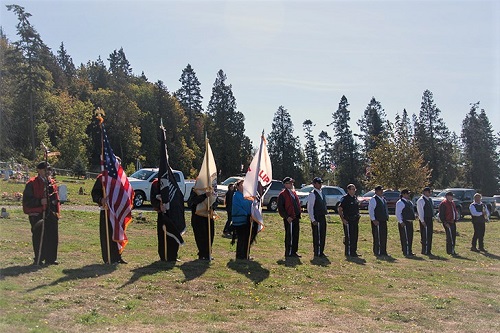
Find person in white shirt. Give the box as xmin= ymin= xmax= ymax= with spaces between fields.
xmin=368 ymin=185 xmax=389 ymax=257
xmin=416 ymin=187 xmax=435 ymax=256
xmin=395 ymin=189 xmax=416 ymax=257
xmin=469 ymin=193 xmax=490 ymax=252
xmin=307 ymin=177 xmax=327 ymax=258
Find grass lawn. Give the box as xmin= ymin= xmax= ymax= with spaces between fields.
xmin=0 ymin=205 xmax=498 ymax=333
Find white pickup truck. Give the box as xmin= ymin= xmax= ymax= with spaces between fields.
xmin=127 ymin=168 xmax=195 ymax=208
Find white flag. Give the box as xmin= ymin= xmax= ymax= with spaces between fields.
xmin=193 ymin=139 xmax=217 ymax=217
xmin=243 ymin=132 xmax=272 ymax=230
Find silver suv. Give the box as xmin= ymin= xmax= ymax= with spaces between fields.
xmin=263 ymin=180 xmax=285 ymax=211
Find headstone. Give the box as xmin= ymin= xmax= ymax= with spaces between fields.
xmin=58 ymin=184 xmax=68 ymax=203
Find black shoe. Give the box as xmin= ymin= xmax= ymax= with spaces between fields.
xmin=46 ymin=261 xmax=59 ymax=265
xmin=118 ymin=259 xmax=128 ymax=264
xmin=470 ymin=247 xmax=480 ymax=252
xmin=479 ymin=248 xmax=487 ymax=252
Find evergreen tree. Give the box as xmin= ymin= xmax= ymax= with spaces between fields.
xmin=56 ymin=42 xmax=76 ymax=91
xmin=318 ymin=130 xmax=333 ymax=180
xmin=175 ymin=64 xmax=204 ymax=169
xmin=206 ymin=70 xmax=251 ymax=180
xmin=6 ymin=4 xmax=54 ymax=159
xmin=302 ymin=119 xmax=320 ymax=180
xmin=357 ymin=96 xmax=387 ymax=155
xmin=461 ymin=102 xmax=500 ymax=195
xmin=414 ymin=90 xmax=459 ymax=188
xmin=268 ymin=105 xmax=303 ymax=184
xmin=329 ymin=95 xmax=363 ymax=189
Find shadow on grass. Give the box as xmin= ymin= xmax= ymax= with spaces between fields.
xmin=404 ymin=255 xmax=425 ymax=261
xmin=226 ymin=259 xmax=270 ymax=284
xmin=450 ymin=254 xmax=474 ymax=261
xmin=426 ymin=254 xmax=448 ymax=261
xmin=0 ymin=264 xmax=45 ymax=280
xmin=345 ymin=256 xmax=366 ymax=265
xmin=178 ymin=259 xmax=210 ymax=282
xmin=119 ymin=261 xmax=175 ymax=289
xmin=479 ymin=251 xmax=500 ymax=260
xmin=276 ymin=257 xmax=302 ymax=267
xmin=27 ymin=264 xmax=117 ymax=291
xmin=376 ymin=255 xmax=397 ymax=263
xmin=310 ymin=256 xmax=332 ymax=266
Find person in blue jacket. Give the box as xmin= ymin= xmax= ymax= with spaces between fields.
xmin=231 ymin=180 xmax=254 ymax=259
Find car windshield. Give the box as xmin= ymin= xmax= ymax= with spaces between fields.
xmin=436 ymin=190 xmax=464 ymax=200
xmin=495 ymin=197 xmax=500 ymax=203
xmin=299 ymin=185 xmax=313 ymax=193
xmin=129 ymin=169 xmax=156 ymax=180
xmin=221 ymin=177 xmax=242 ymax=185
xmin=361 ymin=191 xmax=375 ymax=197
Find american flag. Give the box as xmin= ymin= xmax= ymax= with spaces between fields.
xmin=101 ymin=125 xmax=134 ymax=253
xmin=330 ymin=161 xmax=337 ymax=172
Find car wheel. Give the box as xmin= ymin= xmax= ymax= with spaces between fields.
xmin=333 ymin=202 xmax=340 ymax=213
xmin=268 ymin=198 xmax=278 ymax=212
xmin=133 ymin=190 xmax=145 ymax=208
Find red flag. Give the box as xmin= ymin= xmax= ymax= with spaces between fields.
xmin=100 ymin=124 xmax=134 ymax=253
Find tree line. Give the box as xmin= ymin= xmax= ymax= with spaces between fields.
xmin=1 ymin=5 xmax=499 ymax=195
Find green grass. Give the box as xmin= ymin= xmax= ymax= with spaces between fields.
xmin=0 ymin=207 xmax=499 ymax=332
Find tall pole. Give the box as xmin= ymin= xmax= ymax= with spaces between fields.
xmin=247 ymin=131 xmax=264 ymax=259
xmin=206 ymin=135 xmax=212 ymax=261
xmin=99 ymin=118 xmax=111 ymax=264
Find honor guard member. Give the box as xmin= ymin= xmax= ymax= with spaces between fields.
xmin=338 ymin=184 xmax=361 ymax=257
xmin=187 ymin=188 xmax=216 ymax=260
xmin=231 ymin=180 xmax=254 ymax=260
xmin=307 ymin=177 xmax=327 ymax=258
xmin=469 ymin=193 xmax=490 ymax=252
xmin=277 ymin=177 xmax=302 ymax=258
xmin=368 ymin=185 xmax=390 ymax=257
xmin=439 ymin=191 xmax=459 ymax=256
xmin=416 ymin=187 xmax=434 ymax=255
xmin=22 ymin=162 xmax=60 ymax=265
xmin=395 ymin=189 xmax=416 ymax=257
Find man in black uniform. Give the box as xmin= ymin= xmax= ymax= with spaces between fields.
xmin=187 ymin=188 xmax=216 ymax=260
xmin=338 ymin=184 xmax=361 ymax=257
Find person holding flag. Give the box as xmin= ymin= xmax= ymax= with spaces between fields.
xmin=231 ymin=180 xmax=253 ymax=259
xmin=278 ymin=177 xmax=302 ymax=258
xmin=91 ymin=114 xmax=134 ymax=264
xmin=149 ymin=120 xmax=186 ymax=262
xmin=189 ymin=136 xmax=217 ymax=261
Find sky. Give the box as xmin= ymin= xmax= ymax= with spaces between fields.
xmin=1 ymin=0 xmax=499 ymax=146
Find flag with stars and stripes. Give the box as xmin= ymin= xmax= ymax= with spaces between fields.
xmin=101 ymin=125 xmax=134 ymax=253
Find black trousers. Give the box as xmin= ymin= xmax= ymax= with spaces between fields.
xmin=311 ymin=216 xmax=326 ymax=256
xmin=157 ymin=214 xmax=180 ymax=261
xmin=191 ymin=215 xmax=215 ymax=259
xmin=443 ymin=222 xmax=457 ymax=254
xmin=471 ymin=221 xmax=486 ymax=249
xmin=419 ymin=217 xmax=433 ymax=254
xmin=223 ymin=209 xmax=233 ymax=234
xmin=29 ymin=213 xmax=58 ymax=264
xmin=99 ymin=210 xmax=121 ymax=263
xmin=284 ymin=218 xmax=300 ymax=257
xmin=234 ymin=221 xmax=258 ymax=259
xmin=398 ymin=221 xmax=414 ymax=256
xmin=371 ymin=220 xmax=388 ymax=256
xmin=343 ymin=217 xmax=359 ymax=256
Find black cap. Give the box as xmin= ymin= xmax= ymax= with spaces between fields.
xmin=423 ymin=187 xmax=431 ymax=192
xmin=445 ymin=191 xmax=454 ymax=197
xmin=374 ymin=185 xmax=383 ymax=191
xmin=36 ymin=161 xmax=50 ymax=169
xmin=312 ymin=177 xmax=323 ymax=184
xmin=283 ymin=176 xmax=294 ymax=183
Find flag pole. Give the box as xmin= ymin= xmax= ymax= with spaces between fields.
xmin=247 ymin=130 xmax=264 ymax=259
xmin=205 ymin=134 xmax=212 ymax=261
xmin=98 ymin=115 xmax=111 ymax=264
xmin=163 ymin=224 xmax=167 ymax=260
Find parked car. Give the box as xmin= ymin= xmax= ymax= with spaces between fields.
xmin=431 ymin=188 xmax=497 ymax=219
xmin=493 ymin=195 xmax=500 ymax=218
xmin=262 ymin=180 xmax=285 ymax=211
xmin=127 ymin=168 xmax=195 ymax=208
xmin=298 ymin=185 xmax=346 ymax=212
xmin=216 ymin=176 xmax=244 ymax=205
xmin=358 ymin=190 xmax=400 ymax=214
